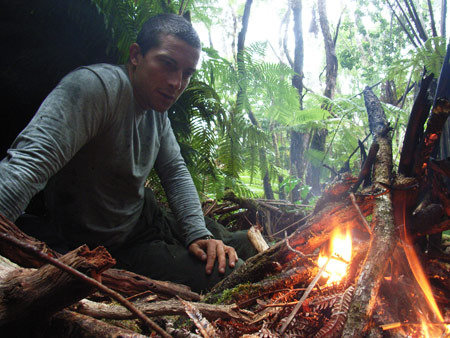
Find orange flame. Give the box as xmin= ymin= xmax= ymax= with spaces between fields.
xmin=402 ymin=226 xmax=444 ymax=323
xmin=318 ymin=227 xmax=352 ymax=285
xmin=401 ymin=202 xmax=449 ymax=336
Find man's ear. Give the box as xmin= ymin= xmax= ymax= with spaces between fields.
xmin=129 ymin=43 xmax=141 ymax=66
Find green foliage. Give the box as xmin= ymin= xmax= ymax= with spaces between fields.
xmin=388 ymin=37 xmax=446 ymax=82
xmin=85 ymin=0 xmax=449 ymax=204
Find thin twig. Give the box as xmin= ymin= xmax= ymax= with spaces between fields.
xmin=285 ymin=237 xmax=317 ymax=261
xmin=279 ymin=257 xmax=331 ymax=335
xmin=0 ymin=232 xmax=171 ymax=338
xmin=203 ymin=200 xmax=217 ymax=217
xmin=349 ymin=193 xmax=372 ymax=235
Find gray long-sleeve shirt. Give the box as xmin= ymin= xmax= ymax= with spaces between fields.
xmin=0 ymin=63 xmax=211 ymax=248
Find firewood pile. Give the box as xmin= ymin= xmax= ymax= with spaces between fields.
xmin=0 ymin=48 xmax=449 ymax=338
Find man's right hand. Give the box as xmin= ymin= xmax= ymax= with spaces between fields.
xmin=188 ymin=238 xmax=238 ymax=274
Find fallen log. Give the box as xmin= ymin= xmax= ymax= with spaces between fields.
xmin=46 ymin=309 xmax=147 ymax=338
xmin=0 ymin=213 xmax=200 ymax=301
xmin=73 ymin=298 xmax=252 ymax=322
xmin=0 ymin=245 xmax=114 ymax=326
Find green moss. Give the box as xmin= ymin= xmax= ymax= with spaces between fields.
xmin=215 ymin=283 xmax=259 ymax=304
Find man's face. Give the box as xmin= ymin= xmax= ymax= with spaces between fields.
xmin=129 ymin=34 xmax=200 ymax=112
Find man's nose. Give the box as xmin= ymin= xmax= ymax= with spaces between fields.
xmin=168 ymin=70 xmax=183 ymax=90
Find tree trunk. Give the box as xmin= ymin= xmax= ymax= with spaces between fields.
xmin=289 ymin=0 xmax=308 ymax=202
xmin=0 ymin=245 xmax=115 ymax=326
xmin=318 ymin=0 xmax=338 ymax=100
xmin=235 ymin=0 xmax=274 ymax=199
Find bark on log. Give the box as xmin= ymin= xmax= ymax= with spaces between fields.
xmin=101 ymin=269 xmax=200 ymax=301
xmin=0 ymin=213 xmax=200 ymax=301
xmin=74 ymin=298 xmax=252 ymax=322
xmin=0 ymin=245 xmax=114 ymax=326
xmin=343 ymin=87 xmax=397 ymax=336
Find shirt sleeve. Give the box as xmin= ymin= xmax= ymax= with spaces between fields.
xmin=0 ymin=67 xmax=111 ymax=221
xmin=154 ymin=116 xmax=212 ymax=247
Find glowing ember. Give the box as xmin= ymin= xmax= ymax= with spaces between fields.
xmin=318 ymin=227 xmax=352 ymax=284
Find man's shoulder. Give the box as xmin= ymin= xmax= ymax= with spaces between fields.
xmin=76 ymin=63 xmax=128 ymax=84
xmin=64 ymin=64 xmax=132 ymax=101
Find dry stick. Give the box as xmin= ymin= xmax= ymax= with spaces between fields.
xmin=349 ymin=192 xmax=373 ymax=235
xmin=203 ymin=200 xmax=217 ymax=217
xmin=279 ymin=257 xmax=330 ymax=335
xmin=0 ymin=232 xmax=171 ymax=338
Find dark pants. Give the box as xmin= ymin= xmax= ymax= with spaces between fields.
xmin=16 ymin=189 xmax=257 ymax=293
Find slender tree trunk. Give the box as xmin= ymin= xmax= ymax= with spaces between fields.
xmin=272 ymin=132 xmax=286 ymax=200
xmin=289 ymin=0 xmax=308 ymax=202
xmin=235 ymin=0 xmax=274 ymax=199
xmin=441 ymin=0 xmax=447 ymax=37
xmin=318 ymin=0 xmax=338 ymax=100
xmin=306 ymin=0 xmax=338 ymax=195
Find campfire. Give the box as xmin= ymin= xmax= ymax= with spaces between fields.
xmin=0 ymin=47 xmax=448 ymax=338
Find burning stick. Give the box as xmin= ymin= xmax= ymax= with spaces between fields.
xmin=279 ymin=257 xmax=331 ymax=335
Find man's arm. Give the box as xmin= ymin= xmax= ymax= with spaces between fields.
xmin=0 ymin=67 xmax=111 ymax=221
xmin=154 ymin=119 xmax=238 ymax=273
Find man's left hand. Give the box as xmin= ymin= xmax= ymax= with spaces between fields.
xmin=188 ymin=238 xmax=238 ymax=274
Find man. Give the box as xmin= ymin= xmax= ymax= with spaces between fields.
xmin=0 ymin=14 xmax=255 ymax=292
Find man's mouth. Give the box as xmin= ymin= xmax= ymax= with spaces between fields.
xmin=159 ymin=91 xmax=175 ymax=101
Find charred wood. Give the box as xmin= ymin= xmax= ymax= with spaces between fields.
xmin=414 ymin=98 xmax=450 ymax=178
xmin=410 ymin=203 xmax=447 ymax=238
xmin=398 ymin=74 xmax=434 ymax=176
xmin=351 ymin=142 xmax=379 ymax=192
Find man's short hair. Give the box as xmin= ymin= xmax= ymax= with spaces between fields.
xmin=137 ymin=13 xmax=201 ymax=55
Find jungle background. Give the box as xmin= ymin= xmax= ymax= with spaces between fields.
xmin=1 ymin=0 xmax=449 ymax=209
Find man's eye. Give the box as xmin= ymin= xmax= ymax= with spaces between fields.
xmin=162 ymin=59 xmax=175 ymax=68
xmin=183 ymin=72 xmax=193 ymax=79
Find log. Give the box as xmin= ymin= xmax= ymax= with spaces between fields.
xmin=398 ymin=74 xmax=434 ymax=176
xmin=414 ymin=97 xmax=450 ymax=178
xmin=0 ymin=213 xmax=200 ymax=301
xmin=0 ymin=245 xmax=114 ymax=326
xmin=73 ymin=298 xmax=252 ymax=322
xmin=343 ymin=87 xmax=397 ymax=336
xmin=45 ymin=309 xmax=147 ymax=338
xmin=101 ymin=269 xmax=200 ymax=301
xmin=247 ymin=225 xmax=269 ymax=253
xmin=411 ymin=203 xmax=446 ymax=238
